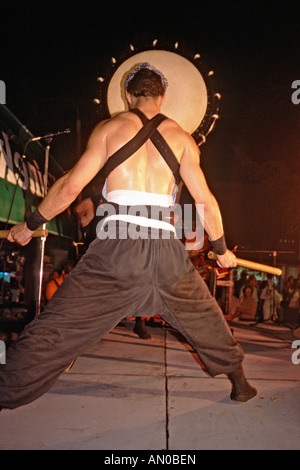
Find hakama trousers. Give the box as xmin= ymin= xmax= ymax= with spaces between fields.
xmin=0 ymin=225 xmax=244 ymax=409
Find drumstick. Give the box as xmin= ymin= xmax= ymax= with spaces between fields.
xmin=0 ymin=229 xmax=47 ymax=239
xmin=208 ymin=251 xmax=282 ymax=276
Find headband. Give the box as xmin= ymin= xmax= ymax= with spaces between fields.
xmin=124 ymin=62 xmax=168 ymax=93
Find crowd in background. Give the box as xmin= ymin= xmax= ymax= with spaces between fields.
xmin=231 ymin=271 xmax=300 ymax=325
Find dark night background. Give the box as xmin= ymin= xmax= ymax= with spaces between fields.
xmin=1 ymin=0 xmax=300 ymax=260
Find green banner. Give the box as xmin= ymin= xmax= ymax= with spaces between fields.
xmin=0 ymin=105 xmax=72 ymax=237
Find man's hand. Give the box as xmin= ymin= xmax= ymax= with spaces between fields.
xmin=216 ymin=249 xmax=237 ymax=268
xmin=7 ymin=223 xmax=35 ymax=246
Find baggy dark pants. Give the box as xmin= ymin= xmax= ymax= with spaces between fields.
xmin=0 ymin=224 xmax=244 ymax=409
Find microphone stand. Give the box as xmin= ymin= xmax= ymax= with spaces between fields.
xmin=36 ymin=140 xmax=50 ymax=315
xmin=34 ymin=129 xmax=70 ymax=315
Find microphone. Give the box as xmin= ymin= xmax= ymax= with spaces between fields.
xmin=29 ymin=128 xmax=71 ymax=142
xmin=7 ymin=132 xmax=28 ymax=162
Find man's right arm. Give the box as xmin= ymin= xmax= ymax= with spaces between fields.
xmin=38 ymin=120 xmax=109 ymax=220
xmin=7 ymin=120 xmax=109 ymax=246
xmin=179 ymin=134 xmax=236 ymax=268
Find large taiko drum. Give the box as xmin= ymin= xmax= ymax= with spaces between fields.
xmin=97 ymin=47 xmax=220 ymax=145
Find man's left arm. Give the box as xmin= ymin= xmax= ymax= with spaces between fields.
xmin=180 ymin=133 xmax=237 ymax=269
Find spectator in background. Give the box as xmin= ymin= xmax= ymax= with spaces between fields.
xmin=283 ymin=276 xmax=295 ymax=300
xmin=9 ymin=271 xmax=25 ymax=307
xmin=44 ymin=260 xmax=75 ymax=304
xmin=239 ymin=286 xmax=257 ymax=321
xmin=245 ymin=275 xmax=258 ymax=300
xmin=73 ymin=174 xmax=105 ymax=253
xmin=260 ymin=275 xmax=282 ymax=321
xmin=286 ymin=280 xmax=300 ymax=325
xmin=282 ymin=276 xmax=295 ymax=318
xmin=234 ymin=270 xmax=248 ymax=298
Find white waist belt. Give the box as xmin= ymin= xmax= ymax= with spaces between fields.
xmin=106 ymin=189 xmax=174 ymax=207
xmin=100 ymin=214 xmax=175 ymax=233
xmin=101 ymin=189 xmax=175 ymax=232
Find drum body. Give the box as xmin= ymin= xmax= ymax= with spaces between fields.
xmin=97 ymin=46 xmax=220 ymax=145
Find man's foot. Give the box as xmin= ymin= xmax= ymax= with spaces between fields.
xmin=133 ymin=318 xmax=151 ymax=339
xmin=227 ymin=364 xmax=257 ymax=402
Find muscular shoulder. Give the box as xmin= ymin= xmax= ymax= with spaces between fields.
xmin=160 ymin=117 xmax=200 ymax=160
xmin=99 ymin=111 xmax=137 ymax=129
xmin=89 ymin=111 xmax=198 ymax=161
xmin=89 ymin=112 xmax=138 ymax=141
xmin=158 ymin=115 xmax=195 ymax=141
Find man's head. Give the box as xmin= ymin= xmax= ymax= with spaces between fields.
xmin=124 ymin=63 xmax=168 ymax=99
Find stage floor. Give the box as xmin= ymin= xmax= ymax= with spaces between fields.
xmin=0 ymin=319 xmax=299 ymax=450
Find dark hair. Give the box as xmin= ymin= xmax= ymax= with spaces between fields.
xmin=244 ymin=285 xmax=253 ymax=295
xmin=60 ymin=259 xmax=75 ymax=275
xmin=126 ymin=68 xmax=165 ymax=98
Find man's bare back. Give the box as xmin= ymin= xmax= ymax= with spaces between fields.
xmin=101 ymin=107 xmax=186 ymax=196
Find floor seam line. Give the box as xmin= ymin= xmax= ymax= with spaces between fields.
xmin=164 ymin=328 xmax=169 ymax=451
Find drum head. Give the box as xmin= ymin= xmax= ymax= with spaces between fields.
xmin=107 ymin=50 xmax=208 ymax=135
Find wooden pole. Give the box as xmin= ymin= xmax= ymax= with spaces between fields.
xmin=207 ymin=251 xmax=282 ymax=276
xmin=0 ymin=229 xmax=47 ymax=239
